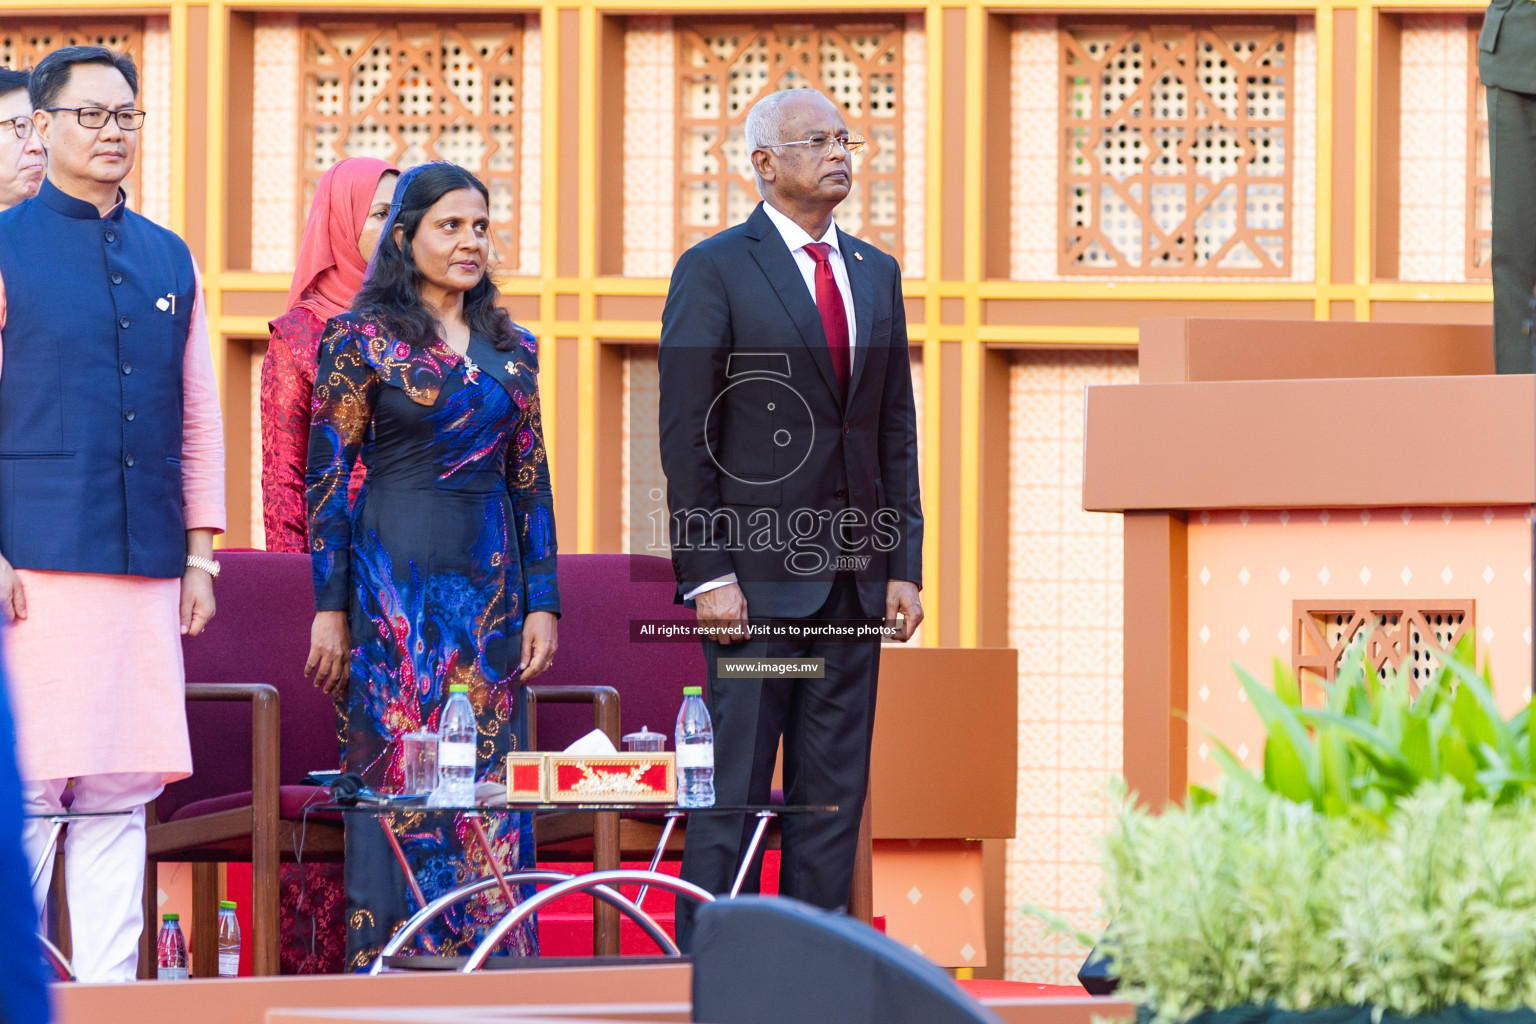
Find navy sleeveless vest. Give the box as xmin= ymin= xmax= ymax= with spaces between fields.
xmin=0 ymin=179 xmax=196 ymax=579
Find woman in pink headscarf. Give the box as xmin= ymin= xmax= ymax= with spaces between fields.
xmin=257 ymin=157 xmax=395 ymax=975
xmin=261 ymin=157 xmax=398 ymax=552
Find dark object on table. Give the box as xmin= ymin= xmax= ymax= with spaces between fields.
xmin=690 ymin=896 xmax=1002 ymax=1024
xmin=1078 ymin=939 xmax=1119 ymax=995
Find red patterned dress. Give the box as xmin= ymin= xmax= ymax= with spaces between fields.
xmin=262 ymin=307 xmax=366 ymax=552
xmin=259 ymin=305 xmax=355 ymax=974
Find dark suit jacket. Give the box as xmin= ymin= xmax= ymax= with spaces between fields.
xmin=658 ymin=203 xmax=922 ymax=621
xmin=1480 ymin=0 xmax=1536 ymax=94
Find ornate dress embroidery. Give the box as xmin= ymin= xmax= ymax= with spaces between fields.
xmin=307 ymin=312 xmax=558 ymax=969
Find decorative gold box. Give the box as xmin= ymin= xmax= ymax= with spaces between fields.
xmin=506 ymin=753 xmax=547 ymax=801
xmin=505 ymin=753 xmax=678 ymax=803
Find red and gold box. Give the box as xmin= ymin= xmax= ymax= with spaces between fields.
xmin=506 ymin=753 xmax=678 ymax=803
xmin=506 ymin=753 xmax=547 ymax=801
xmin=547 ymin=754 xmax=676 ymax=803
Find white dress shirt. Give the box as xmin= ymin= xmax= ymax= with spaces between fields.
xmin=683 ymin=203 xmax=859 ymax=602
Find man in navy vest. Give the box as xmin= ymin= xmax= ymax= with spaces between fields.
xmin=0 ymin=46 xmax=225 ymax=984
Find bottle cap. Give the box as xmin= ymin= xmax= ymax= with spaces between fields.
xmin=449 ymin=683 xmax=469 ymax=693
xmin=219 ymin=900 xmax=237 ymax=910
xmin=162 ymin=913 xmax=179 ymax=922
xmin=683 ymin=686 xmax=702 ymax=696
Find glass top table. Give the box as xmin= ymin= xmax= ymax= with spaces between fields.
xmin=319 ymin=800 xmax=838 ymax=973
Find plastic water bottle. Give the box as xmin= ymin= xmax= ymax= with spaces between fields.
xmin=217 ymin=900 xmax=241 ymax=977
xmin=156 ymin=914 xmax=188 ymax=980
xmin=675 ymin=686 xmax=715 ymax=808
xmin=430 ymin=683 xmax=478 ymax=807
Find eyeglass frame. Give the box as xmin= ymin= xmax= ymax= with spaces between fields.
xmin=39 ymin=106 xmax=146 ymax=131
xmin=769 ymin=133 xmax=867 ymax=157
xmin=0 ymin=115 xmax=33 ymax=140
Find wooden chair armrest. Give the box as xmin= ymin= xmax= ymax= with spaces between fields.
xmin=180 ymin=682 xmax=281 ymax=816
xmin=173 ymin=681 xmax=283 ymax=975
xmin=525 ymin=684 xmax=620 ymax=748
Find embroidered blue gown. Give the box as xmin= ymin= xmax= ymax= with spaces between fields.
xmin=306 ymin=312 xmax=558 ymax=969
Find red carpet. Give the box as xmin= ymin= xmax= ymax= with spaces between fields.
xmin=534 ymin=851 xmax=780 ymax=956
xmin=957 ymin=979 xmax=1089 ymax=998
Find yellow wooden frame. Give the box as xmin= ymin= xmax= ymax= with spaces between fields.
xmin=0 ymin=0 xmax=1493 ymax=648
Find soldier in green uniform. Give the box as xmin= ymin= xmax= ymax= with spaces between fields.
xmin=1480 ymin=0 xmax=1536 ymax=372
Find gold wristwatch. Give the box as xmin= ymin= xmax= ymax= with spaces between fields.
xmin=185 ymin=554 xmax=221 ymax=579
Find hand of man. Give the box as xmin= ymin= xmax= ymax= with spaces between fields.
xmin=305 ymin=610 xmax=351 ymax=695
xmin=180 ymin=564 xmax=217 ymax=636
xmin=519 ymin=610 xmax=559 ymax=679
xmin=696 ymin=583 xmax=750 ymax=645
xmin=884 ymin=580 xmax=923 ymax=642
xmin=0 ymin=555 xmax=26 ymax=623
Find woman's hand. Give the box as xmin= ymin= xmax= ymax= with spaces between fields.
xmin=0 ymin=555 xmax=25 ymax=623
xmin=305 ymin=610 xmax=351 ymax=695
xmin=519 ymin=611 xmax=558 ymax=680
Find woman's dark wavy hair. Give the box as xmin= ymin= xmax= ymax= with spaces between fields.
xmin=352 ymin=162 xmax=520 ymax=352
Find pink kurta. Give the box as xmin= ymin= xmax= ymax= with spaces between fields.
xmin=0 ymin=263 xmax=226 ymax=783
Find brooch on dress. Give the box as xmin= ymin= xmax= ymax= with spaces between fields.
xmin=462 ymin=354 xmax=481 ymax=383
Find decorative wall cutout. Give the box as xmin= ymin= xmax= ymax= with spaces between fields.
xmin=0 ymin=22 xmax=144 ymax=209
xmin=299 ymin=19 xmax=524 ymax=268
xmin=1466 ymin=22 xmax=1491 ymax=280
xmin=674 ymin=20 xmax=902 ymax=257
xmin=1059 ymin=21 xmax=1295 ymax=276
xmin=1293 ymin=600 xmax=1474 ymax=694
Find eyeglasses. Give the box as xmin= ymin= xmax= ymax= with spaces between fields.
xmin=41 ymin=107 xmax=146 ymax=131
xmin=772 ymin=133 xmax=866 ymax=157
xmin=1 ymin=116 xmax=32 ymax=140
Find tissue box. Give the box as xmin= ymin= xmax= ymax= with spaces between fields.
xmin=548 ymin=754 xmax=676 ymax=803
xmin=505 ymin=753 xmax=678 ymax=803
xmin=506 ymin=753 xmax=547 ymax=801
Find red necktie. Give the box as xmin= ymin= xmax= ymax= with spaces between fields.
xmin=804 ymin=242 xmax=850 ymax=394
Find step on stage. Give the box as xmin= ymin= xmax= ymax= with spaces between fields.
xmin=50 ymin=963 xmax=1133 ymax=1024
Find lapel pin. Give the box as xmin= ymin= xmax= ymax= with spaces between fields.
xmin=854 ymin=251 xmax=863 ymax=261
xmin=505 ymin=361 xmax=517 ymax=376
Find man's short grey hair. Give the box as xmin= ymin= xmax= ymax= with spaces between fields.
xmin=744 ymin=88 xmax=828 ymax=196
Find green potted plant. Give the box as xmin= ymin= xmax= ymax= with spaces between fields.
xmin=1040 ymin=635 xmax=1536 ymax=1024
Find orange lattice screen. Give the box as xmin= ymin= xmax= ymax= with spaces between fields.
xmin=299 ymin=19 xmax=524 ymax=269
xmin=674 ymin=19 xmax=902 ymax=259
xmin=0 ymin=21 xmax=144 ymax=210
xmin=1059 ymin=20 xmax=1295 ymax=276
xmin=1293 ymin=601 xmax=1474 ymax=698
xmin=1466 ymin=21 xmax=1491 ymax=280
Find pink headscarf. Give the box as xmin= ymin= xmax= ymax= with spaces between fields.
xmin=286 ymin=157 xmax=398 ymax=322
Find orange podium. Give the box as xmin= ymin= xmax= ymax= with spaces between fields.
xmin=1084 ymin=319 xmax=1534 ymax=808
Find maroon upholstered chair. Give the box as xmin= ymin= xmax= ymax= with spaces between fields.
xmin=522 ymin=552 xmax=702 ymax=954
xmin=140 ymin=550 xmax=343 ymax=977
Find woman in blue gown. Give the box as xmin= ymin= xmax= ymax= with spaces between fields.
xmin=304 ymin=162 xmax=559 ymax=970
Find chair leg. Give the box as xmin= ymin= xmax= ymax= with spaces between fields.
xmin=49 ymin=846 xmax=71 ymax=964
xmin=252 ymin=852 xmax=280 ymax=975
xmin=849 ymin=781 xmax=874 ymax=924
xmin=593 ymin=811 xmax=620 ymax=956
xmin=139 ymin=858 xmax=157 ymax=979
xmin=191 ymin=863 xmax=219 ymax=977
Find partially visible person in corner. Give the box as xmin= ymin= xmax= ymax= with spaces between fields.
xmin=0 ymin=643 xmax=50 ymax=1022
xmin=1 ymin=45 xmax=225 ymax=983
xmin=1479 ymin=0 xmax=1536 ymax=372
xmin=0 ymin=67 xmax=45 ymax=211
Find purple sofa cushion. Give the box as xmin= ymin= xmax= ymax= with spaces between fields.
xmin=167 ymin=785 xmax=338 ymax=823
xmin=530 ymin=554 xmax=705 ymax=750
xmin=160 ymin=550 xmax=341 ymax=822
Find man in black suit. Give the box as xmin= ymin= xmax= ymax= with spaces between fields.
xmin=658 ymin=88 xmax=923 ymax=949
